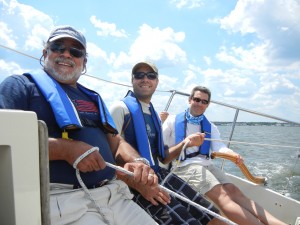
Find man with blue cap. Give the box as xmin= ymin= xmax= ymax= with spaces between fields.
xmin=0 ymin=25 xmax=158 ymax=225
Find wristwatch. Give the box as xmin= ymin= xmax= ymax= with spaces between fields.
xmin=132 ymin=157 xmax=150 ymax=166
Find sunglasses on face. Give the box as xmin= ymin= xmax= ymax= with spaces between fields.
xmin=49 ymin=42 xmax=85 ymax=58
xmin=192 ymin=97 xmax=209 ymax=105
xmin=133 ymin=72 xmax=158 ymax=80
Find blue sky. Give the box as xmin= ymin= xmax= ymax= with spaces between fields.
xmin=1 ymin=0 xmax=300 ymax=123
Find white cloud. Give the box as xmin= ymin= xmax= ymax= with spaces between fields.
xmin=87 ymin=42 xmax=108 ymax=60
xmin=258 ymin=73 xmax=298 ymax=95
xmin=114 ymin=24 xmax=187 ymax=68
xmin=157 ymin=74 xmax=178 ymax=90
xmin=90 ymin=15 xmax=128 ymax=38
xmin=170 ymin=0 xmax=204 ymax=9
xmin=219 ymin=0 xmax=300 ymax=62
xmin=24 ymin=24 xmax=50 ymax=51
xmin=203 ymin=56 xmax=212 ymax=66
xmin=181 ymin=70 xmax=196 ymax=87
xmin=216 ymin=43 xmax=269 ymax=72
xmin=202 ymin=68 xmax=257 ymax=98
xmin=0 ymin=21 xmax=17 ymax=48
xmin=0 ymin=0 xmax=53 ymax=51
xmin=0 ymin=59 xmax=24 ymax=81
xmin=210 ymin=0 xmax=300 ymax=121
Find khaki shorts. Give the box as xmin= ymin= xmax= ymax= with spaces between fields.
xmin=174 ymin=163 xmax=231 ymax=195
xmin=50 ymin=180 xmax=157 ymax=225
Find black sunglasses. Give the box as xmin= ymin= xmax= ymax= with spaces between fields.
xmin=192 ymin=97 xmax=209 ymax=105
xmin=49 ymin=42 xmax=85 ymax=58
xmin=133 ymin=72 xmax=158 ymax=80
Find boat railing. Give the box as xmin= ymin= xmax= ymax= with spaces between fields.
xmin=163 ymin=89 xmax=299 ymax=127
xmin=161 ymin=89 xmax=300 ymax=172
xmin=162 ymin=89 xmax=300 ymax=145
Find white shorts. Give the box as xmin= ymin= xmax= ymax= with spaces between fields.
xmin=174 ymin=163 xmax=231 ymax=195
xmin=50 ymin=179 xmax=157 ymax=225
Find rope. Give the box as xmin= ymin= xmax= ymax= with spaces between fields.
xmin=0 ymin=44 xmax=40 ymax=61
xmin=72 ymin=147 xmax=111 ymax=225
xmin=160 ymin=140 xmax=190 ymax=186
xmin=105 ymin=162 xmax=237 ymax=225
xmin=72 ymin=147 xmax=237 ymax=224
xmin=205 ymin=137 xmax=300 ymax=150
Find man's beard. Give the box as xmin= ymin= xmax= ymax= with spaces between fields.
xmin=44 ymin=57 xmax=82 ymax=83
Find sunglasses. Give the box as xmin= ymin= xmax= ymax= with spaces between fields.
xmin=49 ymin=43 xmax=85 ymax=58
xmin=192 ymin=97 xmax=209 ymax=105
xmin=133 ymin=72 xmax=158 ymax=80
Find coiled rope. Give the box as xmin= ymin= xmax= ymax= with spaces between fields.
xmin=72 ymin=147 xmax=111 ymax=224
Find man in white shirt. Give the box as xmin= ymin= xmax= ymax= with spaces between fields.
xmin=163 ymin=85 xmax=286 ymax=225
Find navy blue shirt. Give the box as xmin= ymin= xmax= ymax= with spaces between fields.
xmin=0 ymin=74 xmax=116 ymax=187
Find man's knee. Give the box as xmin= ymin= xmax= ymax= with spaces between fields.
xmin=223 ymin=183 xmax=245 ymax=198
xmin=205 ymin=184 xmax=227 ymax=201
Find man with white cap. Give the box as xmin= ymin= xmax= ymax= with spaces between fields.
xmin=110 ymin=61 xmax=227 ymax=225
xmin=0 ymin=26 xmax=159 ymax=225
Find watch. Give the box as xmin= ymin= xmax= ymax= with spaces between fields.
xmin=132 ymin=157 xmax=150 ymax=166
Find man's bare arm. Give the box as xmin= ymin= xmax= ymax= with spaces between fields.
xmin=48 ymin=137 xmax=106 ymax=172
xmin=161 ymin=132 xmax=205 ymax=164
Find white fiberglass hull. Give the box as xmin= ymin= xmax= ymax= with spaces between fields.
xmin=228 ymin=174 xmax=300 ymax=225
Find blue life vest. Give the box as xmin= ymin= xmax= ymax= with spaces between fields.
xmin=175 ymin=111 xmax=211 ymax=159
xmin=21 ymin=71 xmax=117 ymax=186
xmin=122 ymin=90 xmax=165 ymax=171
xmin=24 ymin=71 xmax=117 ymax=134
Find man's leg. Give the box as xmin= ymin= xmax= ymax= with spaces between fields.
xmin=158 ymin=168 xmax=219 ymax=224
xmin=50 ymin=181 xmax=157 ymax=225
xmin=174 ymin=164 xmax=284 ymax=225
xmin=222 ymin=184 xmax=287 ymax=225
xmin=133 ymin=187 xmax=207 ymax=225
xmin=97 ymin=180 xmax=157 ymax=225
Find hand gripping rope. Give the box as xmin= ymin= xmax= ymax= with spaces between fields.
xmin=73 ymin=146 xmax=237 ymax=225
xmin=72 ymin=147 xmax=111 ymax=224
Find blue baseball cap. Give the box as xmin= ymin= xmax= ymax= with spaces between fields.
xmin=47 ymin=25 xmax=86 ymax=49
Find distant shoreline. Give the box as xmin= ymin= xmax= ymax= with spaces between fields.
xmin=213 ymin=122 xmax=300 ymax=127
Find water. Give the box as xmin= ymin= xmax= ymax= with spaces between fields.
xmin=214 ymin=125 xmax=300 ymax=201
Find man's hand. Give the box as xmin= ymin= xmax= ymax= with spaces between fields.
xmin=185 ymin=132 xmax=205 ymax=147
xmin=117 ymin=162 xmax=171 ymax=205
xmin=50 ymin=138 xmax=107 ymax=172
xmin=135 ymin=182 xmax=171 ymax=206
xmin=224 ymin=150 xmax=244 ymax=165
xmin=73 ymin=148 xmax=107 ymax=172
xmin=122 ymin=162 xmax=158 ymax=187
xmin=159 ymin=111 xmax=169 ymax=123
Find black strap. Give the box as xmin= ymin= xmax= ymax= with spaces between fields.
xmin=184 ymin=152 xmax=210 ymax=160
